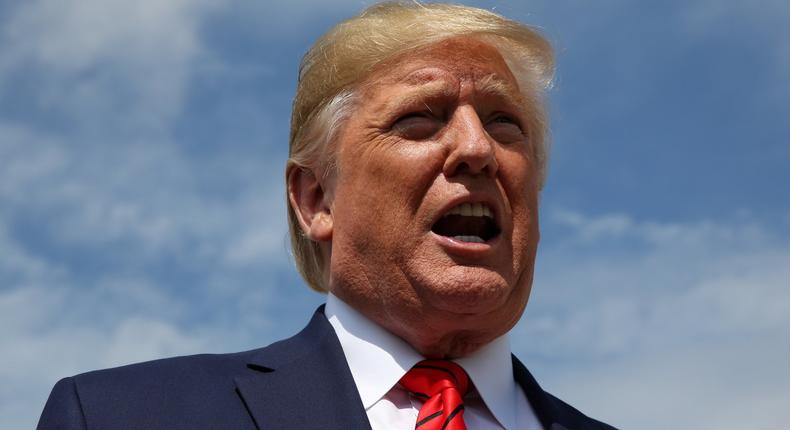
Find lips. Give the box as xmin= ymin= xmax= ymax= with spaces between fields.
xmin=431 ymin=202 xmax=501 ymax=243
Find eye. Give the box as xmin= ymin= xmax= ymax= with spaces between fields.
xmin=391 ymin=112 xmax=442 ymax=140
xmin=492 ymin=115 xmax=517 ymax=124
xmin=485 ymin=113 xmax=525 ymax=144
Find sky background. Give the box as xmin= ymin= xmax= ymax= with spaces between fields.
xmin=1 ymin=0 xmax=788 ymax=428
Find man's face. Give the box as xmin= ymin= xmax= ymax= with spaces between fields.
xmin=326 ymin=37 xmax=540 ymax=358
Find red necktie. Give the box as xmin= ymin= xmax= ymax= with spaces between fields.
xmin=399 ymin=360 xmax=470 ymax=430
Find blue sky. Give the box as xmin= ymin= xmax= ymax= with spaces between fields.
xmin=1 ymin=1 xmax=788 ymax=428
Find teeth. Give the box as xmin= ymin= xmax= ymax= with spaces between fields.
xmin=453 ymin=235 xmax=484 ymax=243
xmin=444 ymin=202 xmax=493 ymax=219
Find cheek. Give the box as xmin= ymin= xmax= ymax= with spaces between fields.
xmin=500 ymin=153 xmax=540 ymax=245
xmin=333 ymin=158 xmax=426 ymax=241
xmin=363 ymin=144 xmax=444 ymax=207
xmin=501 ymin=144 xmax=539 ymax=195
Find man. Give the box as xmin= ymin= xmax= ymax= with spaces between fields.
xmin=38 ymin=2 xmax=615 ymax=429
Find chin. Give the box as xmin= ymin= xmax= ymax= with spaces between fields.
xmin=419 ymin=267 xmax=515 ymax=315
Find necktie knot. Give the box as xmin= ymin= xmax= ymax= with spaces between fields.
xmin=399 ymin=360 xmax=470 ymax=430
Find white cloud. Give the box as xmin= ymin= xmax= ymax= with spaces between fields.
xmin=0 ymin=119 xmax=293 ymax=428
xmin=0 ymin=0 xmax=224 ymax=132
xmin=0 ymin=218 xmax=64 ymax=284
xmin=101 ymin=317 xmax=211 ymax=367
xmin=514 ymin=209 xmax=790 ymax=429
xmin=552 ymin=339 xmax=790 ymax=429
xmin=0 ymin=0 xmax=293 ymax=271
xmin=0 ymin=120 xmax=289 ymax=267
xmin=0 ymin=284 xmax=220 ymax=430
xmin=0 ymin=1 xmax=294 ymax=422
xmin=550 ymin=209 xmax=635 ymax=241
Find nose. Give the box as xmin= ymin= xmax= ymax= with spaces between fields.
xmin=443 ymin=106 xmax=499 ymax=178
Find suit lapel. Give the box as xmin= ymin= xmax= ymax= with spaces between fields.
xmin=235 ymin=307 xmax=372 ymax=430
xmin=512 ymin=355 xmax=610 ymax=430
xmin=512 ymin=354 xmax=562 ymax=430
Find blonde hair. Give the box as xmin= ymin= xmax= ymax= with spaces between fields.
xmin=286 ymin=1 xmax=555 ymax=292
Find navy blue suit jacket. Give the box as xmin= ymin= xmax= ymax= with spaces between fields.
xmin=38 ymin=306 xmax=615 ymax=429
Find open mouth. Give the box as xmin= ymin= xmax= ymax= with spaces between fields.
xmin=431 ymin=202 xmax=500 ymax=243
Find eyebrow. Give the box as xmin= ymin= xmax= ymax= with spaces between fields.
xmin=381 ymin=80 xmax=458 ymax=113
xmin=475 ymin=74 xmax=524 ymax=112
xmin=378 ymin=73 xmax=526 ymax=116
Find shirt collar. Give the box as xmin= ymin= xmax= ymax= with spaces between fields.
xmin=325 ymin=293 xmax=519 ymax=430
xmin=325 ymin=293 xmax=423 ymax=409
xmin=455 ymin=333 xmax=518 ymax=430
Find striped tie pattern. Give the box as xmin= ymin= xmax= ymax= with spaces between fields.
xmin=399 ymin=360 xmax=470 ymax=430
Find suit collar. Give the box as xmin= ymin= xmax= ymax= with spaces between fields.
xmin=512 ymin=354 xmax=558 ymax=429
xmin=236 ymin=305 xmax=605 ymax=430
xmin=235 ymin=306 xmax=372 ymax=430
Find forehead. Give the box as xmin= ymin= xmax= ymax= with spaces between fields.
xmin=359 ymin=37 xmax=521 ymax=101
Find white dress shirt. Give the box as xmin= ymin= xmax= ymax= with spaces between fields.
xmin=325 ymin=293 xmax=543 ymax=430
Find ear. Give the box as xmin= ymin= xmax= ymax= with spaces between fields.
xmin=287 ymin=166 xmax=333 ymax=242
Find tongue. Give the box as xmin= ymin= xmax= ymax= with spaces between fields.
xmin=453 ymin=235 xmax=485 ymax=243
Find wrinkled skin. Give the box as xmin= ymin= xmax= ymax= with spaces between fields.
xmin=290 ymin=37 xmax=541 ymax=358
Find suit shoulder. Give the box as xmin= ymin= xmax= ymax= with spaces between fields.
xmin=77 ymin=349 xmax=252 ymax=381
xmin=37 ymin=377 xmax=87 ymax=430
xmin=54 ymin=350 xmax=263 ymax=429
xmin=71 ymin=348 xmax=261 ymax=398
